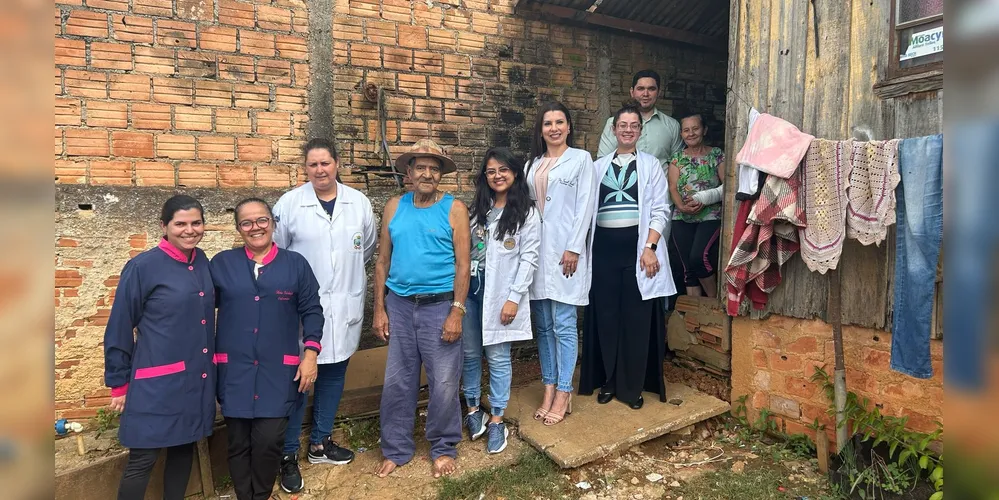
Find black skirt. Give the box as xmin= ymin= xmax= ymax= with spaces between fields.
xmin=579 ymin=225 xmax=667 ymax=404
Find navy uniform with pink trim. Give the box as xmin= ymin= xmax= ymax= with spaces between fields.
xmin=210 ymin=243 xmax=324 ymax=418
xmin=104 ymin=238 xmax=217 ymax=449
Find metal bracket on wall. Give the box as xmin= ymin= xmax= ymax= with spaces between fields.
xmin=811 ymin=0 xmax=820 ymax=57
xmin=364 ymin=83 xmax=404 ymax=188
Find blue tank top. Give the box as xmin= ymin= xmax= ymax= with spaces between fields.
xmin=386 ymin=192 xmax=456 ymax=295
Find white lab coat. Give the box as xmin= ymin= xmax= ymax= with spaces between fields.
xmin=474 ymin=208 xmax=541 ymax=346
xmin=589 ymin=151 xmax=677 ymax=300
xmin=273 ymin=182 xmax=377 ymax=364
xmin=526 ymin=147 xmax=596 ymax=306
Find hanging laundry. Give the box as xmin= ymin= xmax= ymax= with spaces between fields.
xmin=734 ymin=113 xmax=815 ymax=179
xmin=846 ymin=139 xmax=902 ymax=246
xmin=725 ymin=169 xmax=806 ymax=316
xmin=726 ymin=199 xmax=769 ymax=313
xmin=799 ymin=139 xmax=850 ymax=274
xmin=736 ymin=108 xmax=763 ymax=201
xmin=890 ymin=134 xmax=942 ymax=379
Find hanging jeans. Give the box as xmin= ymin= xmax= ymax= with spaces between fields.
xmin=890 ymin=134 xmax=942 ymax=379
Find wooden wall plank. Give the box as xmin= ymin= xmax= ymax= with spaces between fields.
xmin=720 ymin=0 xmax=745 ymax=288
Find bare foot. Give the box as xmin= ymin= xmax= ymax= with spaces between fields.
xmin=375 ymin=459 xmax=398 ymax=478
xmin=432 ymin=456 xmax=457 ymax=478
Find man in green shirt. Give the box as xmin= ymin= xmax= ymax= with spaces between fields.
xmin=597 ymin=69 xmax=684 ymax=167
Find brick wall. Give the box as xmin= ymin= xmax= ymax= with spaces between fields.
xmin=730 ymin=315 xmax=944 ymax=448
xmin=53 ymin=0 xmax=729 ymax=419
xmin=54 ymin=0 xmax=310 ymax=188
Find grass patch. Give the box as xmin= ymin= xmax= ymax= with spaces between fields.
xmin=676 ymin=465 xmax=836 ymax=500
xmin=436 ymin=449 xmax=564 ymax=500
xmin=336 ymin=417 xmax=382 ymax=451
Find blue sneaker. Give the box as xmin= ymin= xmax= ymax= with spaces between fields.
xmin=486 ymin=422 xmax=509 ymax=454
xmin=465 ymin=409 xmax=488 ymax=440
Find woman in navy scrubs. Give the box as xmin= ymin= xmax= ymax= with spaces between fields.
xmin=104 ymin=195 xmax=217 ymax=500
xmin=211 ymin=197 xmax=324 ymax=500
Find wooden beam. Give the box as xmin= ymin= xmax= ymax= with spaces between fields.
xmin=527 ymin=3 xmax=727 ymax=52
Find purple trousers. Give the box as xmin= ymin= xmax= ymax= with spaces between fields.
xmin=379 ymin=292 xmax=462 ymax=465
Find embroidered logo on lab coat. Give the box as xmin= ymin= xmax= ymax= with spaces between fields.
xmin=352 ymin=232 xmax=362 ymax=250
xmin=503 ymin=237 xmax=516 ymax=250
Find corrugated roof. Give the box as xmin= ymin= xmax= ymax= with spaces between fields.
xmin=517 ymin=0 xmax=729 ymax=51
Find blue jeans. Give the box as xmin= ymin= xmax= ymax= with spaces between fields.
xmin=283 ymin=359 xmax=349 ymax=454
xmin=890 ymin=134 xmax=942 ymax=379
xmin=461 ymin=274 xmax=513 ymax=417
xmin=530 ymin=299 xmax=577 ymax=392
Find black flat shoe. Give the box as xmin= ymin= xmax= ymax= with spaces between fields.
xmin=629 ymin=395 xmax=644 ymax=410
xmin=597 ymin=391 xmax=614 ymax=404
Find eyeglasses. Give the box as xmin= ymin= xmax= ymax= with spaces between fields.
xmin=485 ymin=167 xmax=512 ymax=177
xmin=238 ymin=217 xmax=272 ymax=231
xmin=616 ymin=123 xmax=642 ymax=131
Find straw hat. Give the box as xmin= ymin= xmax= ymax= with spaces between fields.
xmin=394 ymin=139 xmax=457 ymax=175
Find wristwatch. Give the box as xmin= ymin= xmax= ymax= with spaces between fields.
xmin=645 ymin=242 xmax=658 ymax=251
xmin=451 ymin=301 xmax=467 ymax=315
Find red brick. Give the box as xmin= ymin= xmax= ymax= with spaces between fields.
xmin=239 ymin=30 xmax=275 ymax=56
xmin=348 ymin=0 xmax=379 ymax=18
xmin=845 ymin=368 xmax=880 ymax=395
xmin=219 ymin=0 xmax=255 ymax=27
xmin=257 ymin=58 xmax=291 ymax=85
xmin=112 ymin=15 xmax=154 ymax=43
xmin=91 ymin=42 xmax=133 ymax=70
xmin=110 ymin=74 xmax=150 ymax=100
xmin=769 ymin=351 xmax=802 ymax=372
xmin=86 ymin=100 xmax=128 ymax=128
xmin=133 ymin=0 xmax=171 ymax=15
xmin=131 ymin=103 xmax=171 ymax=130
xmin=134 ymin=162 xmax=175 ymax=186
xmin=399 ymin=121 xmax=430 ymax=143
xmin=157 ymin=19 xmax=197 ymax=48
xmin=218 ymin=55 xmax=255 ymax=82
xmin=414 ymin=2 xmax=443 ymax=26
xmin=274 ymin=87 xmax=306 ymax=111
xmin=752 ymin=348 xmax=768 ymax=368
xmin=862 ymin=347 xmax=891 ymax=371
xmin=413 ymin=51 xmax=443 ymax=74
xmin=275 ymin=35 xmax=307 ymax=60
xmin=290 ymin=8 xmax=307 ymax=33
xmin=90 ymin=160 xmax=132 ymax=184
xmin=174 ymin=107 xmax=212 ymax=131
xmin=178 ymin=51 xmax=216 ymax=78
xmin=134 ymin=46 xmax=176 ymax=74
xmin=883 ymin=380 xmax=926 ymax=401
xmin=195 ymin=80 xmax=233 ymax=106
xmin=197 ymin=136 xmax=235 ymax=161
xmin=156 ymin=134 xmax=196 ymax=159
xmin=55 ymin=160 xmax=88 ymax=183
xmin=214 ymin=108 xmax=249 ymax=134
xmin=256 ymin=111 xmax=290 ymax=136
xmin=257 ymin=164 xmax=291 ymax=187
xmin=65 ymin=69 xmax=108 ymax=98
xmin=65 ymin=128 xmax=109 ymax=156
xmin=66 ymin=10 xmax=108 ymax=38
xmin=786 ymin=336 xmax=819 ymax=355
xmin=457 ymin=31 xmax=485 ymax=53
xmin=275 ymin=139 xmax=301 ymax=162
xmin=470 ymin=11 xmax=499 ymax=35
xmin=365 ymin=20 xmax=395 ymax=45
xmin=753 ymin=327 xmax=783 ymax=348
xmin=293 ymin=63 xmax=309 ymax=85
xmin=381 ymin=0 xmax=410 ymax=22
xmin=87 ymin=0 xmax=128 ymax=10
xmin=153 ymin=77 xmax=193 ymax=105
xmin=55 ymin=98 xmax=82 ymax=126
xmin=350 ymin=43 xmax=380 ymax=68
xmin=176 ymin=0 xmax=214 ymax=21
xmin=383 ymin=46 xmax=413 ymax=71
xmin=396 ymin=25 xmax=427 ymax=49
xmin=237 ymin=137 xmax=271 ymax=161
xmin=332 ymin=17 xmax=363 ymax=41
xmin=234 ymin=84 xmax=270 ymax=108
xmin=899 ymin=409 xmax=940 ymax=434
xmin=218 ymin=164 xmax=254 ymax=187
xmin=751 ymin=390 xmax=767 ymax=410
xmin=112 ymin=131 xmax=153 ymax=158
xmin=178 ymin=162 xmax=217 ymax=187
xmin=60 ymin=408 xmax=100 ymax=419
xmin=443 ymin=9 xmax=470 ymax=31
xmin=784 ymin=376 xmax=818 ymax=400
xmin=55 ymin=38 xmax=87 ymax=67
xmin=200 ymin=26 xmax=237 ymax=52
xmin=57 ymin=0 xmax=83 ymax=5
xmin=257 ymin=5 xmax=292 ymax=31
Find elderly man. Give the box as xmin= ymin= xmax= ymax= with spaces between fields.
xmin=597 ymin=69 xmax=684 ymax=166
xmin=373 ymin=139 xmax=471 ymax=478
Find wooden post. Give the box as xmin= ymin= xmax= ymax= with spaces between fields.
xmin=816 ymin=428 xmax=830 ymax=473
xmin=829 ymin=269 xmax=848 ymax=453
xmin=196 ymin=438 xmax=216 ymax=500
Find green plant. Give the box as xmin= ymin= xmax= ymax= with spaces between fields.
xmin=93 ymin=408 xmax=121 ymax=437
xmin=811 ymin=367 xmax=943 ymax=500
xmin=436 ymin=449 xmax=563 ymax=500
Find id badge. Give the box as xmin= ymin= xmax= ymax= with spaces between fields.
xmin=470 ymin=260 xmax=479 ymax=277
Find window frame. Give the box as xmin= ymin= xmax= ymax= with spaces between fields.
xmin=887 ymin=1 xmax=944 ymax=80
